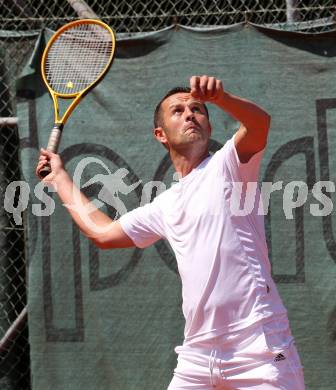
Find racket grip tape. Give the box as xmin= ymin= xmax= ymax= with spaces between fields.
xmin=47 ymin=124 xmax=63 ymax=153
xmin=38 ymin=124 xmax=63 ymax=178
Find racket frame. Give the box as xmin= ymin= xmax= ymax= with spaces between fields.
xmin=41 ymin=18 xmax=116 ymax=130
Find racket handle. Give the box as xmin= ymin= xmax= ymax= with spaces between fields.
xmin=47 ymin=124 xmax=63 ymax=153
xmin=38 ymin=124 xmax=63 ymax=179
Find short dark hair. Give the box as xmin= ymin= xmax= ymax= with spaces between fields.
xmin=153 ymin=86 xmax=209 ymax=128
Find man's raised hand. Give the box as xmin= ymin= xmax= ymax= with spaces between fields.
xmin=190 ymin=75 xmax=225 ymax=104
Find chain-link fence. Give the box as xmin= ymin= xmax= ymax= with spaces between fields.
xmin=1 ymin=1 xmax=335 ymax=117
xmin=0 ymin=115 xmax=30 ymax=389
xmin=2 ymin=0 xmax=336 ymax=32
xmin=0 ymin=1 xmax=335 ymax=389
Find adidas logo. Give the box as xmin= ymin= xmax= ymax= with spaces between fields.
xmin=274 ymin=353 xmax=286 ymax=362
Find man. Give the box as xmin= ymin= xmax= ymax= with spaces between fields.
xmin=36 ymin=76 xmax=305 ymax=389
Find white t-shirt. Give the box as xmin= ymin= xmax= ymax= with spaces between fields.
xmin=119 ymin=134 xmax=287 ymax=344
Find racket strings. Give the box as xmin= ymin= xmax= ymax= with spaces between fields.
xmin=45 ymin=23 xmax=114 ymax=94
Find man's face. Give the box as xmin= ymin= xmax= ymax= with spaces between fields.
xmin=157 ymin=93 xmax=212 ymax=151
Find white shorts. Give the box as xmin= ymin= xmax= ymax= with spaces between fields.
xmin=168 ymin=316 xmax=305 ymax=390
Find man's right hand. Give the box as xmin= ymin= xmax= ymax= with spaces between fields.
xmin=36 ymin=148 xmax=67 ymax=186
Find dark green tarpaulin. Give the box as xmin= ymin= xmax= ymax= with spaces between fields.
xmin=16 ymin=24 xmax=336 ymax=389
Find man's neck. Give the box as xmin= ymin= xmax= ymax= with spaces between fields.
xmin=170 ymin=148 xmax=210 ymax=178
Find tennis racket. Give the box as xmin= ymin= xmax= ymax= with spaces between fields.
xmin=38 ymin=19 xmax=116 ymax=178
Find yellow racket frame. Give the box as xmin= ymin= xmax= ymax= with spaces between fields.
xmin=41 ymin=19 xmax=116 ymax=127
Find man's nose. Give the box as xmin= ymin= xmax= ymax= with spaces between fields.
xmin=184 ymin=106 xmax=195 ymax=121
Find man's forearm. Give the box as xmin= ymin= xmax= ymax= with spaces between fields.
xmin=214 ymin=91 xmax=270 ymax=133
xmin=53 ymin=170 xmax=114 ymax=244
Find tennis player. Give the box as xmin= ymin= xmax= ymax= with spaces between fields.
xmin=36 ymin=75 xmax=305 ymax=389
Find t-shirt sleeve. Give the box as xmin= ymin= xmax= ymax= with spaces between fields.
xmin=119 ymin=198 xmax=164 ymax=248
xmin=218 ymin=133 xmax=265 ymax=183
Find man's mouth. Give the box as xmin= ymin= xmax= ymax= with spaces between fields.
xmin=184 ymin=125 xmax=200 ymax=133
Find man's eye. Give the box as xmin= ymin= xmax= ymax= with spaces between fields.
xmin=173 ymin=108 xmax=182 ymax=114
xmin=192 ymin=106 xmax=201 ymax=112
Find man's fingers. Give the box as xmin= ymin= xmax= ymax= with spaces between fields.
xmin=199 ymin=75 xmax=208 ymax=96
xmin=36 ymin=148 xmax=63 ymax=181
xmin=40 ymin=148 xmax=54 ymax=158
xmin=216 ymin=79 xmax=223 ymax=94
xmin=190 ymin=75 xmax=224 ymax=102
xmin=37 ymin=148 xmax=56 ymax=178
xmin=36 ymin=162 xmax=48 ymax=177
xmin=190 ymin=75 xmax=223 ymax=100
xmin=190 ymin=76 xmax=200 ymax=97
xmin=36 ymin=161 xmax=48 ymax=171
xmin=207 ymin=77 xmax=216 ymax=99
xmin=39 ymin=148 xmax=61 ymax=165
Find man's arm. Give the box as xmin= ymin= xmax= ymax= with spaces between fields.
xmin=36 ymin=149 xmax=135 ymax=249
xmin=190 ymin=75 xmax=271 ymax=163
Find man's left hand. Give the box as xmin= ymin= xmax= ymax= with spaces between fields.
xmin=190 ymin=75 xmax=225 ymax=104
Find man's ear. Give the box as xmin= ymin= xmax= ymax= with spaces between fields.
xmin=153 ymin=126 xmax=169 ymax=148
